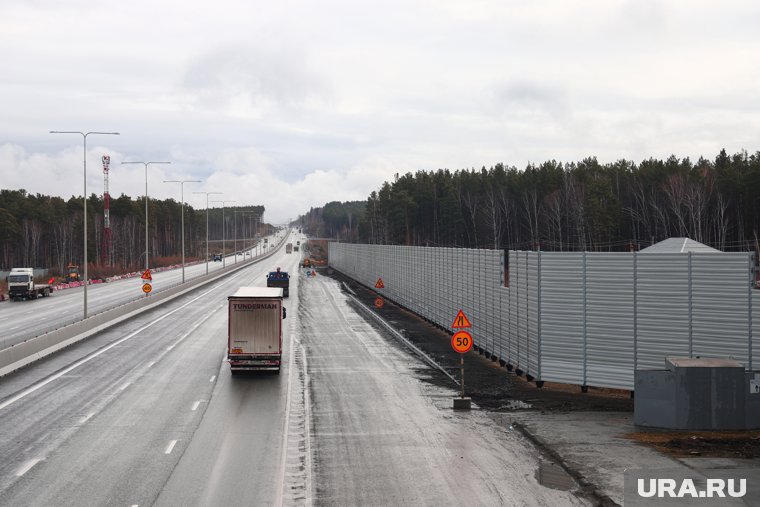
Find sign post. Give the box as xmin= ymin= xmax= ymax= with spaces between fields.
xmin=141 ymin=269 xmax=152 ymax=296
xmin=374 ymin=277 xmax=384 ymax=309
xmin=451 ymin=310 xmax=473 ymax=410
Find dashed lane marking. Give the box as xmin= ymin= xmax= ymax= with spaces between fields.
xmin=164 ymin=440 xmax=178 ymax=455
xmin=15 ymin=458 xmax=41 ymax=477
xmin=0 ymin=285 xmax=219 ymax=413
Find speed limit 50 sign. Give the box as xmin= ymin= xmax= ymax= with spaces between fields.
xmin=451 ymin=330 xmax=473 ymax=354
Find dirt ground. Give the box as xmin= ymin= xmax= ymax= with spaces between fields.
xmin=326 ymin=269 xmax=760 ymax=459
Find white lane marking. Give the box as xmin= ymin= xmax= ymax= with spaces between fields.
xmin=166 ymin=345 xmax=174 ymax=351
xmin=191 ymin=401 xmax=201 ymax=411
xmin=164 ymin=440 xmax=178 ymax=454
xmin=79 ymin=412 xmax=95 ymax=424
xmin=119 ymin=382 xmax=131 ymax=391
xmin=15 ymin=458 xmax=41 ymax=477
xmin=9 ymin=325 xmax=20 ymax=330
xmin=209 ymin=375 xmax=216 ymax=382
xmin=0 ymin=285 xmax=219 ymax=413
xmin=147 ymin=361 xmax=155 ymax=368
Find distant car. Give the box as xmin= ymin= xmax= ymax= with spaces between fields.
xmin=213 ymin=254 xmax=222 ymax=262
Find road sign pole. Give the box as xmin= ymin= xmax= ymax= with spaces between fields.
xmin=461 ymin=353 xmax=465 ymax=399
xmin=451 ymin=310 xmax=473 ymax=410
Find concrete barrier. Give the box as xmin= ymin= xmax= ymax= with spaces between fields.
xmin=0 ymin=234 xmax=288 ymax=377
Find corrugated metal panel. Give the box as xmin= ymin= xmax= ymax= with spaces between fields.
xmin=637 ymin=254 xmax=690 ymax=370
xmin=585 ymin=253 xmax=635 ymax=390
xmin=539 ymin=252 xmax=585 ymax=385
xmin=508 ymin=252 xmax=518 ymax=367
xmin=515 ymin=252 xmax=528 ymax=371
xmin=692 ymin=253 xmax=751 ymax=365
xmin=753 ymin=287 xmax=760 ymax=370
xmin=527 ymin=252 xmax=539 ymax=377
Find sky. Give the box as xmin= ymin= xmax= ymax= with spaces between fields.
xmin=1 ymin=0 xmax=759 ymax=223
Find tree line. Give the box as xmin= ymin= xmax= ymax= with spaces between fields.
xmin=302 ymin=149 xmax=760 ymax=252
xmin=0 ymin=189 xmax=267 ymax=274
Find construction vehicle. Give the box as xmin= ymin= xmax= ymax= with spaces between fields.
xmin=266 ymin=267 xmax=290 ymax=297
xmin=8 ymin=268 xmax=52 ymax=300
xmin=65 ymin=263 xmax=81 ymax=283
xmin=227 ymin=287 xmax=286 ymax=373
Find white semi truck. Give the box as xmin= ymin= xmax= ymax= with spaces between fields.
xmin=7 ymin=268 xmax=52 ymax=301
xmin=227 ymin=287 xmax=286 ymax=373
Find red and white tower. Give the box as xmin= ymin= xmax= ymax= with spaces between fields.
xmin=102 ymin=154 xmax=112 ymax=265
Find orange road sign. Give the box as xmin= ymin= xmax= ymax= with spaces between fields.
xmin=374 ymin=297 xmax=384 ymax=309
xmin=375 ymin=278 xmax=385 ymax=289
xmin=142 ymin=283 xmax=152 ymax=294
xmin=141 ymin=269 xmax=152 ymax=281
xmin=451 ymin=330 xmax=473 ymax=354
xmin=451 ymin=310 xmax=472 ymax=329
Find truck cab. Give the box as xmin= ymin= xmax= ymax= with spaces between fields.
xmin=8 ymin=268 xmax=51 ymax=300
xmin=266 ymin=268 xmax=290 ymax=297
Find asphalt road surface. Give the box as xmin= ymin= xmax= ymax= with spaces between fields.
xmin=0 ymin=230 xmax=289 ymax=349
xmin=0 ymin=234 xmax=582 ymax=506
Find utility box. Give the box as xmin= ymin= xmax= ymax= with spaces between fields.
xmin=635 ymin=357 xmax=760 ymax=430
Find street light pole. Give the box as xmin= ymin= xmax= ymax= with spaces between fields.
xmin=164 ymin=179 xmax=201 ymax=283
xmin=122 ymin=161 xmax=170 ymax=272
xmin=233 ymin=210 xmax=255 ymax=262
xmin=193 ymin=191 xmax=222 ymax=275
xmin=212 ymin=200 xmax=235 ymax=268
xmin=50 ymin=130 xmax=119 ymax=320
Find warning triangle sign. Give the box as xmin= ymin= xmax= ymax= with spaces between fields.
xmin=375 ymin=278 xmax=385 ymax=289
xmin=451 ymin=310 xmax=472 ymax=329
xmin=141 ymin=269 xmax=152 ymax=281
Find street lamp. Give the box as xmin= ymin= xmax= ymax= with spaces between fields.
xmin=233 ymin=210 xmax=255 ymax=263
xmin=163 ymin=179 xmax=201 ymax=283
xmin=248 ymin=215 xmax=259 ymax=257
xmin=193 ymin=191 xmax=222 ymax=275
xmin=211 ymin=200 xmax=236 ymax=268
xmin=121 ymin=160 xmax=170 ymax=272
xmin=50 ymin=130 xmax=120 ymax=320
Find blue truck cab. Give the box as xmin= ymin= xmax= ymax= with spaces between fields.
xmin=266 ymin=267 xmax=290 ymax=297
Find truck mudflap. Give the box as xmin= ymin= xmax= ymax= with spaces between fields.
xmin=228 ymin=355 xmax=282 ymax=371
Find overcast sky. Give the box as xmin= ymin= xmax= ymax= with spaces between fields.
xmin=1 ymin=0 xmax=759 ymax=223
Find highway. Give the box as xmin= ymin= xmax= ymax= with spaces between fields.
xmin=0 ymin=232 xmax=581 ymax=506
xmin=0 ymin=230 xmax=287 ymax=349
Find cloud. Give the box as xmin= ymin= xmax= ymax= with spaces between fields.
xmin=2 ymin=0 xmax=760 ymax=224
xmin=181 ymin=44 xmax=331 ymax=116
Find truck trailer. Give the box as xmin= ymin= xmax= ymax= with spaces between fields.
xmin=227 ymin=287 xmax=286 ymax=373
xmin=8 ymin=268 xmax=51 ymax=300
xmin=286 ymin=243 xmax=293 ymax=254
